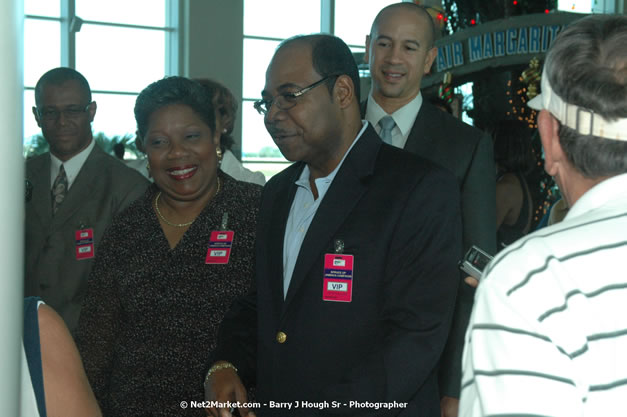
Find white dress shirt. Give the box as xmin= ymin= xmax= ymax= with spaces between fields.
xmin=49 ymin=139 xmax=95 ymax=190
xmin=220 ymin=149 xmax=266 ymax=186
xmin=365 ymin=92 xmax=423 ymax=149
xmin=282 ymin=121 xmax=368 ymax=297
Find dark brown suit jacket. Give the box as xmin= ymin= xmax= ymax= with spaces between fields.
xmin=25 ymin=145 xmax=149 ymax=332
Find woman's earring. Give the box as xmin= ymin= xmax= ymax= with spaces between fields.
xmin=216 ymin=147 xmax=223 ymax=165
xmin=146 ymin=161 xmax=152 ymax=178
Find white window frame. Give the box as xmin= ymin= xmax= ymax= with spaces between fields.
xmin=240 ymin=0 xmax=407 ymax=174
xmin=24 ymin=0 xmax=179 ymax=143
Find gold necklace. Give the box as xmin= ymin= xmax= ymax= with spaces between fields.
xmin=154 ymin=177 xmax=221 ymax=228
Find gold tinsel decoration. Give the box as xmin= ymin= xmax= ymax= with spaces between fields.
xmin=521 ymin=57 xmax=541 ymax=100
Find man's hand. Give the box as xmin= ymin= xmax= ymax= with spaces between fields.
xmin=204 ymin=362 xmax=255 ymax=417
xmin=464 ymin=276 xmax=479 ymax=288
xmin=440 ymin=396 xmax=459 ymax=417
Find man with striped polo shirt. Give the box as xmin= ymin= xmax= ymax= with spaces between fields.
xmin=459 ymin=14 xmax=627 ymax=417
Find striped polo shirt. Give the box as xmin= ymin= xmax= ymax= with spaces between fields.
xmin=460 ymin=173 xmax=627 ymax=417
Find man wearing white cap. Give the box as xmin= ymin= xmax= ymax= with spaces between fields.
xmin=459 ymin=14 xmax=627 ymax=417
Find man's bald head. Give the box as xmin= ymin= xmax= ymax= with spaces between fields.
xmin=365 ymin=2 xmax=439 ymax=113
xmin=370 ymin=3 xmax=437 ymax=48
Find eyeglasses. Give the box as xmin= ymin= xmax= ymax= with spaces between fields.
xmin=253 ymin=75 xmax=338 ymax=115
xmin=36 ymin=103 xmax=92 ymax=122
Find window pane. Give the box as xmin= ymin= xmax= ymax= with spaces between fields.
xmin=243 ymin=38 xmax=280 ymax=99
xmin=25 ymin=0 xmax=60 ymax=17
xmin=244 ymin=0 xmax=320 ymax=39
xmin=24 ymin=19 xmax=61 ymax=87
xmin=90 ymin=93 xmax=138 ymax=138
xmin=24 ymin=93 xmax=139 ymax=151
xmin=76 ymin=0 xmax=166 ymax=26
xmin=242 ymin=161 xmax=291 ymax=181
xmin=76 ymin=24 xmax=166 ymax=93
xmin=241 ymin=100 xmax=286 ymax=162
xmin=557 ymin=0 xmax=593 ymax=13
xmin=334 ymin=0 xmax=397 ymax=47
xmin=456 ymin=82 xmax=475 ymax=126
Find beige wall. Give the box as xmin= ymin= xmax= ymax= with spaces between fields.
xmin=183 ymin=0 xmax=244 ymax=155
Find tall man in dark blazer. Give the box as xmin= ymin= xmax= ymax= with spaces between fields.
xmin=362 ymin=4 xmax=496 ymax=416
xmin=205 ymin=34 xmax=461 ymax=417
xmin=25 ymin=67 xmax=148 ymax=333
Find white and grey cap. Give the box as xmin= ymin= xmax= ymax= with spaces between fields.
xmin=528 ymin=68 xmax=627 ymax=141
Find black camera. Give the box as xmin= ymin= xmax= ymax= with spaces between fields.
xmin=459 ymin=245 xmax=493 ymax=280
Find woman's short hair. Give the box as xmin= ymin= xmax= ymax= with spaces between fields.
xmin=194 ymin=78 xmax=238 ymax=152
xmin=134 ymin=76 xmax=216 ymax=151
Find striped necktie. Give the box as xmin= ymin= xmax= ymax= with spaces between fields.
xmin=51 ymin=164 xmax=68 ymax=214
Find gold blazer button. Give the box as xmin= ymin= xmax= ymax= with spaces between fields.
xmin=276 ymin=331 xmax=287 ymax=344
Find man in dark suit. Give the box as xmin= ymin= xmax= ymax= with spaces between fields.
xmin=362 ymin=4 xmax=496 ymax=415
xmin=25 ymin=67 xmax=148 ymax=333
xmin=205 ymin=34 xmax=461 ymax=417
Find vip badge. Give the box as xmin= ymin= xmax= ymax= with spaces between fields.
xmin=75 ymin=228 xmax=95 ymax=260
xmin=205 ymin=231 xmax=234 ymax=264
xmin=322 ymin=254 xmax=353 ymax=302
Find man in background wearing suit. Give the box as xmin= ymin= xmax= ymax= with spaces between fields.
xmin=25 ymin=67 xmax=148 ymax=333
xmin=205 ymin=34 xmax=461 ymax=417
xmin=363 ymin=4 xmax=496 ymax=416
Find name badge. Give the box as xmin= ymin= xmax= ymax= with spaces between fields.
xmin=323 ymin=254 xmax=354 ymax=302
xmin=75 ymin=228 xmax=95 ymax=260
xmin=205 ymin=231 xmax=234 ymax=264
